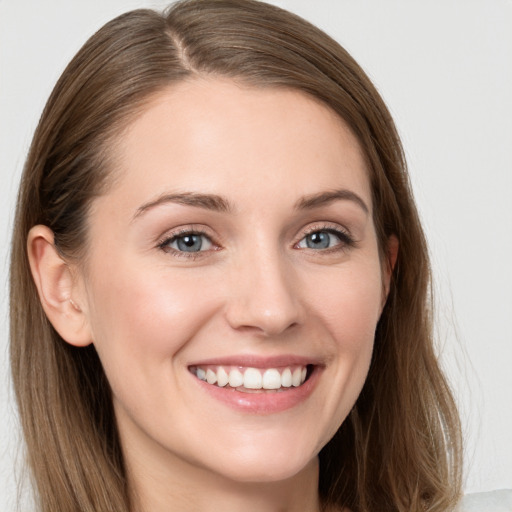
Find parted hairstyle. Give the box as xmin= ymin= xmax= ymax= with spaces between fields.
xmin=10 ymin=1 xmax=462 ymax=511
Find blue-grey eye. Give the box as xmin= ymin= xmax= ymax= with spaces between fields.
xmin=298 ymin=230 xmax=342 ymax=250
xmin=169 ymin=233 xmax=212 ymax=252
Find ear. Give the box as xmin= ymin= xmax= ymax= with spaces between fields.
xmin=382 ymin=234 xmax=399 ymax=306
xmin=27 ymin=225 xmax=92 ymax=347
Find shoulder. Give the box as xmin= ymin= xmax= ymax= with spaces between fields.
xmin=325 ymin=491 xmax=512 ymax=512
xmin=456 ymin=490 xmax=512 ymax=511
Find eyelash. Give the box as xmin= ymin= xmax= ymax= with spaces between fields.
xmin=295 ymin=224 xmax=356 ymax=253
xmin=157 ymin=227 xmax=216 ymax=260
xmin=157 ymin=223 xmax=355 ymax=260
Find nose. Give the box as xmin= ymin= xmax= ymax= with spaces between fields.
xmin=224 ymin=249 xmax=302 ymax=337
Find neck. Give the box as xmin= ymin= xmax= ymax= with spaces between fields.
xmin=127 ymin=448 xmax=321 ymax=512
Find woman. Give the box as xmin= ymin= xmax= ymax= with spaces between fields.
xmin=10 ymin=0 xmax=462 ymax=511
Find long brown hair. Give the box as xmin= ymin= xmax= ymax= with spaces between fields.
xmin=10 ymin=1 xmax=462 ymax=511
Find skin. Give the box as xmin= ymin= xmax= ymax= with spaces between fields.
xmin=29 ymin=79 xmax=396 ymax=512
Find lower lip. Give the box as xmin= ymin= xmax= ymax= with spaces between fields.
xmin=191 ymin=367 xmax=321 ymax=414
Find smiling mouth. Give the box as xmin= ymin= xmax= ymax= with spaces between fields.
xmin=189 ymin=364 xmax=313 ymax=393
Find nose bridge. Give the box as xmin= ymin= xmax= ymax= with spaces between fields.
xmin=225 ymin=240 xmax=301 ymax=336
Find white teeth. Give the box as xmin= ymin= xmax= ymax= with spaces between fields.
xmin=228 ymin=368 xmax=244 ymax=388
xmin=244 ymin=368 xmax=263 ymax=389
xmin=292 ymin=368 xmax=302 ymax=387
xmin=281 ymin=368 xmax=292 ymax=388
xmin=217 ymin=367 xmax=229 ymax=387
xmin=262 ymin=369 xmax=281 ymax=389
xmin=194 ymin=365 xmax=310 ymax=390
xmin=206 ymin=369 xmax=217 ymax=385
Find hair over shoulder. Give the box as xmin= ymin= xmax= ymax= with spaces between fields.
xmin=10 ymin=1 xmax=462 ymax=511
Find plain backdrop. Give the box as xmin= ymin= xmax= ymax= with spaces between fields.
xmin=1 ymin=1 xmax=511 ymax=510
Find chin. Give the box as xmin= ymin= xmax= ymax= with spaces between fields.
xmin=210 ymin=454 xmax=318 ymax=485
xmin=196 ymin=433 xmax=321 ymax=484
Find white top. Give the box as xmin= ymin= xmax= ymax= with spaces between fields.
xmin=457 ymin=490 xmax=512 ymax=512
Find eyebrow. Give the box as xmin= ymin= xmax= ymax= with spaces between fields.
xmin=133 ymin=192 xmax=233 ymax=220
xmin=133 ymin=187 xmax=369 ymax=221
xmin=295 ymin=189 xmax=369 ymax=214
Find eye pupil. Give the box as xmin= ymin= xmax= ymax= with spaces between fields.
xmin=177 ymin=234 xmax=202 ymax=252
xmin=307 ymin=231 xmax=330 ymax=249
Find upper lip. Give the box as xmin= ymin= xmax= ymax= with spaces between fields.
xmin=188 ymin=354 xmax=323 ymax=368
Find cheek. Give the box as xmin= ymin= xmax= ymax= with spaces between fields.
xmin=317 ymin=263 xmax=383 ymax=351
xmin=84 ymin=259 xmax=220 ymax=378
xmin=293 ymin=259 xmax=383 ymax=451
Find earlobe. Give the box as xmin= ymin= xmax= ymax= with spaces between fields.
xmin=27 ymin=225 xmax=92 ymax=347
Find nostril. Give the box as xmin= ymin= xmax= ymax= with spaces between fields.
xmin=225 ymin=308 xmax=300 ymax=337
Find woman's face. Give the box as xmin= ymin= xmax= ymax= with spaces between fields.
xmin=77 ymin=79 xmax=390 ymax=485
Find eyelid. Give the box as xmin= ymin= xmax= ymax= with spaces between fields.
xmin=294 ymin=222 xmax=356 ymax=250
xmin=155 ymin=221 xmax=356 ymax=260
xmin=157 ymin=225 xmax=220 ymax=259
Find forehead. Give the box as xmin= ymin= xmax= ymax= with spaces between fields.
xmin=103 ymin=78 xmax=371 ymax=214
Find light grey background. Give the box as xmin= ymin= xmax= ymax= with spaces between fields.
xmin=1 ymin=1 xmax=511 ymax=510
